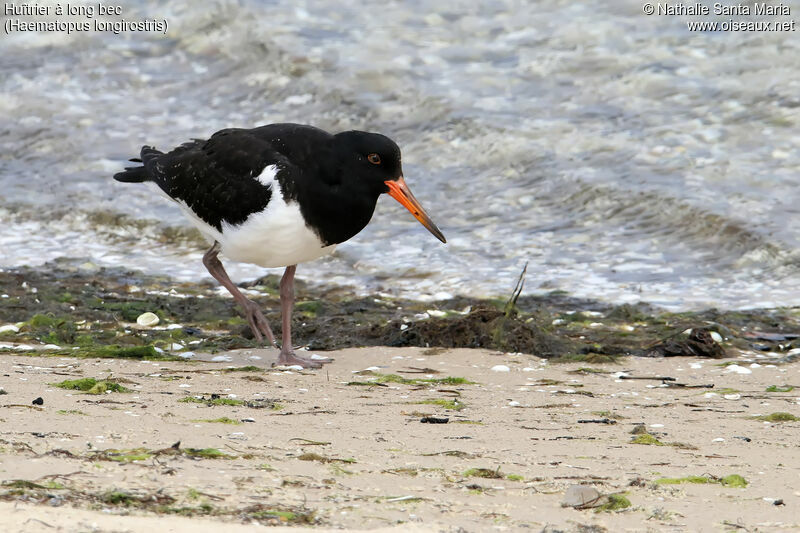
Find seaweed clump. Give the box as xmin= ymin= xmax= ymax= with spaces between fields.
xmin=377 ymin=304 xmax=575 ymax=357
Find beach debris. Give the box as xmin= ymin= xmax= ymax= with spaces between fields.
xmin=655 ymin=474 xmax=747 ymax=488
xmin=420 ymin=416 xmax=449 ymax=424
xmin=463 ymin=467 xmax=503 ymax=479
xmin=619 ymin=375 xmax=676 ymax=382
xmin=664 ymin=381 xmax=714 ymax=389
xmin=384 ymin=495 xmax=420 ymax=503
xmin=32 ymin=397 xmax=43 ymax=406
xmin=135 ymin=312 xmax=159 ymax=327
xmin=0 ymin=324 xmax=19 ymax=334
xmin=724 ymin=364 xmax=752 ymax=375
xmin=753 ymin=412 xmax=799 ymax=422
xmin=578 ymin=418 xmax=617 ymax=425
xmin=743 ymin=331 xmax=799 ymax=342
xmin=289 ymin=438 xmax=330 ymax=445
xmin=491 ymin=365 xmax=511 ymax=372
xmin=561 ymin=485 xmax=604 ymax=509
xmin=646 ymin=328 xmax=725 ymax=358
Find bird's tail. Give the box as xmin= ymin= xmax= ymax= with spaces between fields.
xmin=112 ymin=146 xmax=163 ymax=183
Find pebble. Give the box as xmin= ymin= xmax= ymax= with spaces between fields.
xmin=491 ymin=365 xmax=510 ymax=372
xmin=724 ymin=364 xmax=752 ymax=374
xmin=136 ymin=312 xmax=160 ymax=327
xmin=32 ymin=397 xmax=43 ymax=406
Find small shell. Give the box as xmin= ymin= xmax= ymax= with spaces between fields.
xmin=136 ymin=312 xmax=160 ymax=327
xmin=491 ymin=364 xmax=511 ymax=372
xmin=0 ymin=324 xmax=20 ymax=334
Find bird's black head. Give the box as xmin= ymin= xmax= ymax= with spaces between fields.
xmin=333 ymin=130 xmax=403 ymax=194
xmin=333 ymin=130 xmax=446 ymax=243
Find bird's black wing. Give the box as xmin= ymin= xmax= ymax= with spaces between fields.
xmin=116 ymin=129 xmax=295 ymax=231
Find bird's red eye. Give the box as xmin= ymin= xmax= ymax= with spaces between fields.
xmin=367 ymin=153 xmax=381 ymax=165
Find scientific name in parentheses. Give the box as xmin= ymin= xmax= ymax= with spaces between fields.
xmin=656 ymin=3 xmax=790 ymax=16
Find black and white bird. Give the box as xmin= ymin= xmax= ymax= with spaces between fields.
xmin=114 ymin=123 xmax=446 ymax=368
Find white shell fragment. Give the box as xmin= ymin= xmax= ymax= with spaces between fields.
xmin=491 ymin=365 xmax=511 ymax=372
xmin=710 ymin=331 xmax=723 ymax=342
xmin=0 ymin=324 xmax=19 ymax=334
xmin=136 ymin=312 xmax=160 ymax=327
xmin=724 ymin=364 xmax=752 ymax=375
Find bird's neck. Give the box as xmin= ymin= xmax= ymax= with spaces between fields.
xmin=293 ymin=172 xmax=381 ymax=246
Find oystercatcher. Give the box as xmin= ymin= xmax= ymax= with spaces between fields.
xmin=113 ymin=123 xmax=446 ymax=368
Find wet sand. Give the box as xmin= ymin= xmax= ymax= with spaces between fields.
xmin=2 ymin=346 xmax=799 ymax=532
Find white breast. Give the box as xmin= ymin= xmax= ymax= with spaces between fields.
xmin=164 ymin=165 xmax=336 ymax=268
xmin=217 ymin=168 xmax=336 ymax=268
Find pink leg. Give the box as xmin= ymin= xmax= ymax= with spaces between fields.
xmin=202 ymin=242 xmax=276 ymax=347
xmin=276 ymin=265 xmax=332 ymax=368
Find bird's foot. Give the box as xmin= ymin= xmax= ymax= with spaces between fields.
xmin=275 ymin=350 xmax=333 ymax=369
xmin=242 ymin=299 xmax=277 ymax=347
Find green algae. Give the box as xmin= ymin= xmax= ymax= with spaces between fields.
xmin=102 ymin=448 xmax=154 ymax=462
xmin=348 ymin=372 xmax=475 ymax=386
xmin=191 ymin=417 xmax=241 ymax=425
xmin=179 ymin=396 xmax=244 ymax=406
xmin=297 ymin=452 xmax=355 ymax=464
xmin=754 ymin=412 xmax=799 ymax=422
xmin=56 ymin=409 xmax=86 ymax=415
xmin=62 ymin=345 xmax=172 ymax=360
xmin=246 ymin=507 xmax=315 ymax=524
xmin=463 ymin=468 xmax=502 ymax=479
xmin=720 ymin=474 xmax=748 ymax=488
xmin=766 ymin=385 xmax=795 ymax=392
xmin=596 ymin=493 xmax=631 ymax=512
xmin=184 ymin=448 xmax=232 ymax=459
xmin=415 ymin=399 xmax=464 ymax=410
xmin=295 ymin=300 xmax=322 ymax=317
xmin=52 ymin=378 xmax=131 ymax=394
xmin=221 ymin=366 xmax=262 ymax=373
xmin=655 ymin=475 xmax=712 ymax=485
xmin=655 ymin=474 xmax=747 ymax=488
xmin=631 ymin=433 xmax=665 ymax=446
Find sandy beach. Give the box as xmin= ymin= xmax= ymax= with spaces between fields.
xmin=2 ymin=345 xmax=799 ymax=532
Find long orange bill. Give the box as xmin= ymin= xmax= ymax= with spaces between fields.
xmin=384 ymin=176 xmax=446 ymax=243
